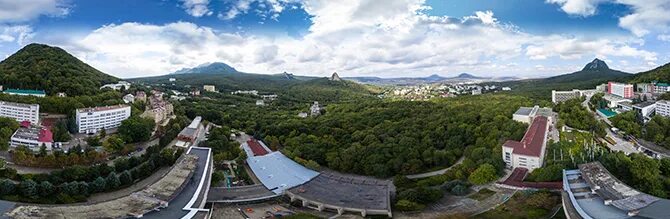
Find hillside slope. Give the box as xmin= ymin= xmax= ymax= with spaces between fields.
xmin=0 ymin=43 xmax=118 ymax=96
xmin=629 ymin=62 xmax=670 ymax=83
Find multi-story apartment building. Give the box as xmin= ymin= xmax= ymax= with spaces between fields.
xmin=0 ymin=101 xmax=39 ymax=124
xmin=76 ymin=105 xmax=131 ymax=134
xmin=656 ymin=100 xmax=670 ymax=118
xmin=203 ymin=85 xmax=216 ymax=92
xmin=654 ymin=83 xmax=670 ymax=94
xmin=608 ymin=82 xmax=634 ymax=99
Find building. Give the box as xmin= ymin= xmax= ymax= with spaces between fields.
xmin=3 ymin=89 xmax=46 ymax=97
xmin=0 ymin=101 xmax=39 ymax=124
xmin=176 ymin=116 xmax=203 ymax=147
xmin=75 ymin=105 xmax=131 ymax=134
xmin=9 ymin=121 xmax=53 ymax=151
xmin=502 ymin=116 xmax=549 ymax=172
xmin=562 ymin=162 xmax=670 ymax=219
xmin=298 ymin=112 xmax=308 ymax=118
xmin=261 ymin=94 xmax=278 ymax=100
xmin=189 ymin=89 xmax=201 ymax=96
xmin=654 ymin=82 xmax=670 ymax=94
xmin=603 ymin=94 xmax=632 ymax=108
xmin=633 ymin=101 xmax=656 ymax=123
xmin=231 ymin=90 xmax=259 ymax=96
xmin=552 ymin=90 xmax=581 ymax=104
xmin=637 ymin=83 xmax=653 ymax=93
xmin=596 ymin=84 xmax=607 ymax=93
xmin=255 ymin=100 xmax=265 ymax=106
xmin=141 ymin=91 xmax=173 ymax=124
xmin=203 ymin=85 xmax=215 ymax=92
xmin=502 ymin=87 xmax=512 ymax=91
xmin=100 ymin=81 xmax=131 ymax=90
xmin=123 ymin=94 xmax=135 ymax=103
xmin=56 ymin=92 xmax=66 ymax=97
xmin=657 ymin=100 xmax=670 ymax=118
xmin=512 ymin=105 xmax=554 ymax=124
xmin=310 ymin=101 xmax=321 ymax=116
xmin=471 ymin=88 xmax=482 ymax=95
xmin=608 ymin=82 xmax=634 ymax=99
xmin=169 ymin=78 xmax=176 ymax=82
xmin=135 ymin=91 xmax=147 ymax=102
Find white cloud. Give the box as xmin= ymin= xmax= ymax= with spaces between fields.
xmin=659 ymin=34 xmax=670 ymax=42
xmin=0 ymin=25 xmax=33 ymax=44
xmin=49 ymin=0 xmax=658 ymax=78
xmin=0 ymin=0 xmax=70 ymax=22
xmin=180 ymin=0 xmax=213 ymax=17
xmin=547 ymin=0 xmax=670 ymax=37
xmin=219 ymin=0 xmax=296 ymax=20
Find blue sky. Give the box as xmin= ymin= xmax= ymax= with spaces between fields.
xmin=0 ymin=0 xmax=669 ymax=78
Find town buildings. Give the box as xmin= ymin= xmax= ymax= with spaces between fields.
xmin=176 ymin=116 xmax=203 ymax=147
xmin=9 ymin=121 xmax=53 ymax=151
xmin=657 ymin=100 xmax=670 ymax=118
xmin=100 ymin=81 xmax=131 ymax=90
xmin=203 ymin=85 xmax=216 ymax=92
xmin=75 ymin=105 xmax=131 ymax=134
xmin=512 ymin=105 xmax=554 ymax=124
xmin=141 ymin=91 xmax=173 ymax=124
xmin=123 ymin=94 xmax=135 ymax=103
xmin=3 ymin=89 xmax=46 ymax=97
xmin=231 ymin=90 xmax=259 ymax=95
xmin=502 ymin=116 xmax=549 ymax=172
xmin=310 ymin=101 xmax=321 ymax=116
xmin=0 ymin=101 xmax=39 ymax=124
xmin=135 ymin=91 xmax=147 ymax=102
xmin=551 ymin=89 xmax=598 ymax=104
xmin=608 ymin=82 xmax=634 ymax=99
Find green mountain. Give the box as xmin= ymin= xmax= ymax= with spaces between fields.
xmin=0 ymin=43 xmax=118 ymax=96
xmin=171 ymin=62 xmax=239 ymax=75
xmin=629 ymin=62 xmax=670 ymax=83
xmin=496 ymin=58 xmax=631 ymax=100
xmin=542 ymin=58 xmax=630 ymax=83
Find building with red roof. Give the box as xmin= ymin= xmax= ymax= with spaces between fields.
xmin=502 ymin=116 xmax=549 ymax=172
xmin=247 ymin=139 xmax=270 ymax=156
xmin=9 ymin=124 xmax=54 ymax=151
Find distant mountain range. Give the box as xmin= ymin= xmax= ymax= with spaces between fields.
xmin=171 ymin=62 xmax=239 ymax=75
xmin=541 ymin=58 xmax=630 ymax=84
xmin=344 ymin=73 xmax=518 ymax=86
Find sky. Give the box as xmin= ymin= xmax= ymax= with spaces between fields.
xmin=0 ymin=0 xmax=670 ymax=79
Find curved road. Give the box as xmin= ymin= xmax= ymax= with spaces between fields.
xmin=405 ymin=157 xmax=464 ymax=179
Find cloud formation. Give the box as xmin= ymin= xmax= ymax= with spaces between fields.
xmin=51 ymin=0 xmax=657 ymax=78
xmin=0 ymin=0 xmax=70 ymax=22
xmin=180 ymin=0 xmax=213 ymax=17
xmin=546 ymin=0 xmax=670 ymax=36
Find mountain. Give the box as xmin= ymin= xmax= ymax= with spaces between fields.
xmin=0 ymin=43 xmax=118 ymax=96
xmin=542 ymin=58 xmax=630 ymax=83
xmin=171 ymin=62 xmax=238 ymax=75
xmin=494 ymin=58 xmax=631 ymax=100
xmin=344 ymin=73 xmax=512 ymax=86
xmin=629 ymin=62 xmax=670 ymax=83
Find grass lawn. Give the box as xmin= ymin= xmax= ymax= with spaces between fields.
xmin=468 ymin=188 xmax=496 ymax=201
xmin=474 ymin=191 xmax=560 ymax=219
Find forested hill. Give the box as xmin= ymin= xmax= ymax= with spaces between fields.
xmin=0 ymin=43 xmax=118 ymax=96
xmin=629 ymin=62 xmax=670 ymax=83
xmin=494 ymin=58 xmax=630 ymax=100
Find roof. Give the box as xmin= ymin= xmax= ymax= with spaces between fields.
xmin=513 ymin=107 xmax=534 ymax=116
xmin=246 ymin=151 xmax=319 ymax=194
xmin=187 ymin=116 xmax=202 ymax=129
xmin=503 ymin=116 xmax=548 ymax=157
xmin=288 ymin=171 xmax=391 ymax=211
xmin=0 ymin=101 xmax=38 ymax=108
xmin=12 ymin=126 xmax=53 ymax=143
xmin=247 ymin=139 xmax=269 ymax=156
xmin=633 ymin=101 xmax=656 ymax=108
xmin=3 ymin=89 xmax=46 ymax=95
xmin=77 ymin=104 xmax=130 ymax=113
xmin=38 ymin=129 xmax=53 ymax=142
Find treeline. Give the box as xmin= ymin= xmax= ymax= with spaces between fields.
xmin=612 ymin=112 xmax=670 ymax=149
xmin=0 ymin=118 xmax=19 ymax=150
xmin=0 ymin=91 xmax=123 ymax=115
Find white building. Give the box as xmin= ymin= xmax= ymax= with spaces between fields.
xmin=512 ymin=105 xmax=554 ymax=125
xmin=100 ymin=81 xmax=131 ymax=90
xmin=310 ymin=101 xmax=321 ymax=116
xmin=76 ymin=105 xmax=131 ymax=134
xmin=633 ymin=102 xmax=656 ymax=123
xmin=232 ymin=90 xmax=259 ymax=96
xmin=169 ymin=78 xmax=176 ymax=82
xmin=502 ymin=87 xmax=511 ymax=91
xmin=502 ymin=116 xmax=549 ymax=172
xmin=471 ymin=89 xmax=482 ymax=95
xmin=256 ymin=100 xmax=265 ymax=106
xmin=657 ymin=100 xmax=670 ymax=118
xmin=0 ymin=101 xmax=39 ymax=124
xmin=603 ymin=94 xmax=632 ymax=108
xmin=123 ymin=94 xmax=135 ymax=103
xmin=10 ymin=123 xmax=53 ymax=151
xmin=203 ymin=85 xmax=216 ymax=92
xmin=608 ymin=82 xmax=634 ymax=99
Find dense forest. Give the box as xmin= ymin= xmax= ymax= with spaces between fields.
xmin=0 ymin=43 xmax=118 ymax=96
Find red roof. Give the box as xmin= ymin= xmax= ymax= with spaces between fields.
xmin=38 ymin=128 xmax=53 ymax=143
xmin=500 ymin=168 xmax=562 ymax=190
xmin=503 ymin=116 xmax=548 ymax=157
xmin=247 ymin=139 xmax=269 ymax=156
xmin=20 ymin=121 xmax=31 ymax=128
